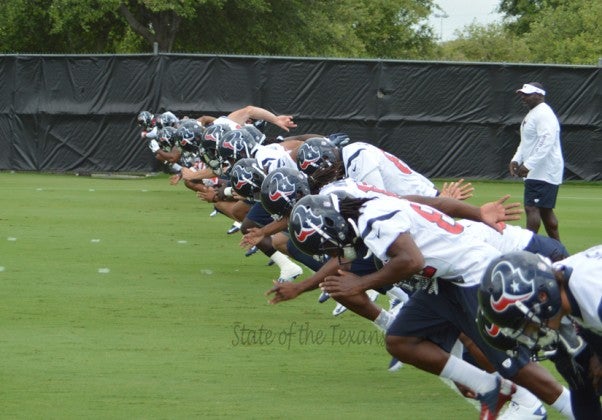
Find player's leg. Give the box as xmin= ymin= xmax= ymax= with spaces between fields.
xmin=242 ymin=203 xmax=302 ymax=282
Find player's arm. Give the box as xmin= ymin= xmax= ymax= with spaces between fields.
xmin=240 ymin=218 xmax=289 ymax=248
xmin=266 ymin=257 xmax=342 ymax=304
xmin=401 ymin=194 xmax=521 ymax=233
xmin=197 ymin=115 xmax=216 ymax=126
xmin=320 ymin=232 xmax=424 ymax=297
xmin=227 ymin=106 xmax=296 ymax=132
xmin=181 ymin=166 xmax=218 ymax=181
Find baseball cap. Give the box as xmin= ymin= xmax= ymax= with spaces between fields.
xmin=516 ymin=83 xmax=546 ymax=96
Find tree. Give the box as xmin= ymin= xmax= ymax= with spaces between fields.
xmin=0 ymin=0 xmax=438 ymax=58
xmin=522 ymin=0 xmax=602 ymax=65
xmin=438 ymin=23 xmax=530 ymax=63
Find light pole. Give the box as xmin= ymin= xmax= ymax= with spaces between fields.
xmin=433 ymin=11 xmax=449 ymax=41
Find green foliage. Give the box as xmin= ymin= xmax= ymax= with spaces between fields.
xmin=437 ymin=0 xmax=601 ymax=65
xmin=438 ymin=23 xmax=530 ymax=63
xmin=0 ymin=0 xmax=599 ymax=64
xmin=522 ymin=0 xmax=602 ymax=64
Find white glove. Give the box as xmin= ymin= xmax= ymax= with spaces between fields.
xmin=149 ymin=140 xmax=160 ymax=153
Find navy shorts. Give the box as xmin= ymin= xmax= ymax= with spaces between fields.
xmin=524 ymin=179 xmax=559 ymax=208
xmin=524 ymin=234 xmax=569 ymax=262
xmin=245 ymin=202 xmax=275 ymax=227
xmin=387 ymin=281 xmax=530 ymax=378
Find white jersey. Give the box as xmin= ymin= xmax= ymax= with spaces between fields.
xmin=357 ymin=196 xmax=500 ymax=287
xmin=554 ymin=245 xmax=602 ymax=335
xmin=512 ymin=102 xmax=563 ymax=185
xmin=319 ymin=178 xmax=399 ymax=199
xmin=459 ymin=220 xmax=533 ymax=254
xmin=342 ymin=142 xmax=438 ymax=197
xmin=254 ymin=144 xmax=297 ymax=174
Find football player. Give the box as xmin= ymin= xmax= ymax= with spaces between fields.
xmin=292 ymin=194 xmax=574 ymax=419
xmin=479 ymin=248 xmax=602 ymax=419
xmin=296 ymin=137 xmax=474 ymax=199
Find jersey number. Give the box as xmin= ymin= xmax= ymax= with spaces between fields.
xmin=410 ymin=203 xmax=464 ymax=234
xmin=383 ymin=151 xmax=412 ymax=174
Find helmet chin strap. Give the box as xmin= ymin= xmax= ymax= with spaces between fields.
xmin=342 ymin=246 xmax=357 ymax=260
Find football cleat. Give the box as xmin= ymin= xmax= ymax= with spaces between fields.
xmin=477 ymin=376 xmax=517 ymax=420
xmin=245 ymin=246 xmax=258 ymax=257
xmin=388 ymin=357 xmax=403 ymax=372
xmin=277 ymin=264 xmax=303 ymax=283
xmin=318 ymin=291 xmax=330 ymax=303
xmin=227 ymin=221 xmax=241 ymax=234
xmin=498 ymin=401 xmax=547 ymax=420
xmin=266 ymin=259 xmax=275 ymax=266
xmin=332 ymin=303 xmax=348 ymax=316
xmin=209 ymin=209 xmax=218 ymax=217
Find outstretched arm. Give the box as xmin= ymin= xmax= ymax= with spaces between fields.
xmin=402 ymin=194 xmax=522 ymax=233
xmin=227 ymin=105 xmax=297 ymax=132
xmin=266 ymin=257 xmax=343 ymax=304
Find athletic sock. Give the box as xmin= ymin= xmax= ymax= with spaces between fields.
xmin=386 ymin=286 xmax=410 ymax=303
xmin=511 ymin=385 xmax=541 ymax=409
xmin=440 ymin=355 xmax=497 ymax=395
xmin=373 ymin=309 xmax=394 ymax=332
xmin=271 ymin=251 xmax=302 ymax=276
xmin=550 ymin=387 xmax=574 ymax=419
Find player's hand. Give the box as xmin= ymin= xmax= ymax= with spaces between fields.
xmin=480 ymin=195 xmax=522 ymax=232
xmin=169 ymin=173 xmax=182 ymax=185
xmin=240 ymin=227 xmax=265 ymax=249
xmin=197 ymin=187 xmax=216 ymax=203
xmin=231 ymin=190 xmax=246 ymax=201
xmin=181 ymin=167 xmax=196 ymax=181
xmin=440 ymin=179 xmax=474 ymax=201
xmin=319 ymin=269 xmax=366 ymax=298
xmin=265 ymin=280 xmax=301 ymax=304
xmin=509 ymin=161 xmax=519 ymax=176
xmin=274 ymin=115 xmax=297 ymax=132
xmin=517 ymin=164 xmax=529 ymax=178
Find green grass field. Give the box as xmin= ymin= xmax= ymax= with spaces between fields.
xmin=1 ymin=172 xmax=600 ymax=419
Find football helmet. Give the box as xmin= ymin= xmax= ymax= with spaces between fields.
xmin=229 ymin=158 xmax=266 ymax=201
xmin=137 ymin=111 xmax=154 ymax=130
xmin=157 ymin=126 xmax=178 ymax=148
xmin=478 ymin=251 xmax=562 ymax=354
xmin=200 ymin=124 xmax=231 ymax=172
xmin=296 ymin=137 xmax=339 ymax=176
xmin=157 ymin=111 xmax=179 ymax=129
xmin=174 ymin=121 xmax=203 ymax=152
xmin=217 ymin=129 xmax=259 ymax=175
xmin=288 ymin=194 xmax=356 ymax=260
xmin=242 ymin=124 xmax=266 ymax=145
xmin=476 ymin=309 xmax=519 ymax=355
xmin=260 ymin=167 xmax=310 ymax=218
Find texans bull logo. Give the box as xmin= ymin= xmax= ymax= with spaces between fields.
xmin=203 ymin=126 xmax=226 ymax=143
xmin=268 ymin=172 xmax=295 ymax=202
xmin=298 ymin=144 xmax=321 ymax=171
xmin=489 ymin=260 xmax=535 ymax=313
xmin=232 ymin=165 xmax=257 ymax=192
xmin=292 ymin=205 xmax=323 ymax=243
xmin=221 ymin=131 xmax=246 ymax=155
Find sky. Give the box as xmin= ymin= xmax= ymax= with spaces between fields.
xmin=427 ymin=0 xmax=504 ymax=41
